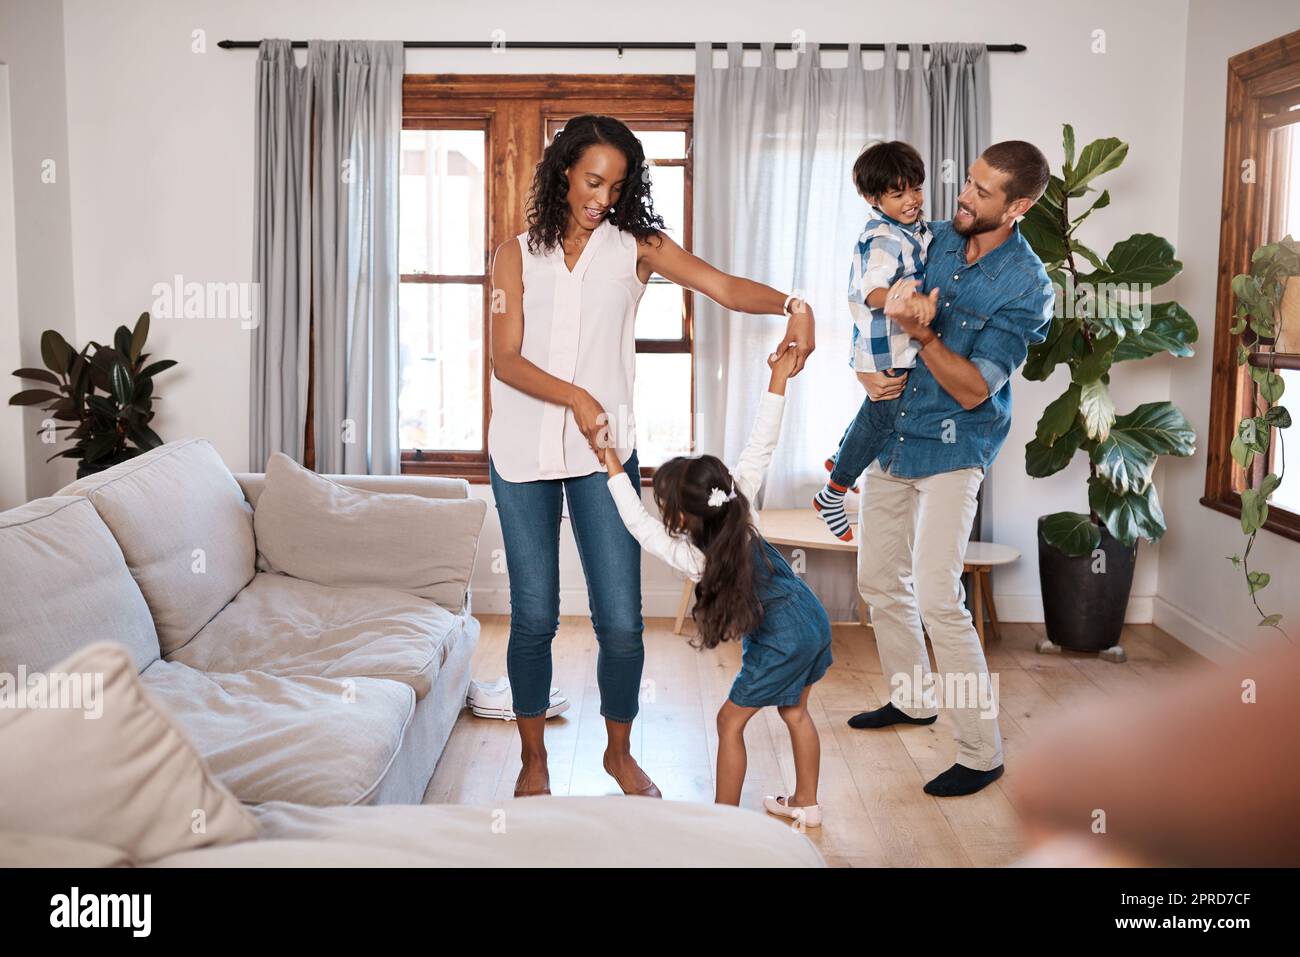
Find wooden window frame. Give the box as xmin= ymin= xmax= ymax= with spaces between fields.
xmin=400 ymin=74 xmax=695 ymax=485
xmin=1202 ymin=29 xmax=1300 ymax=543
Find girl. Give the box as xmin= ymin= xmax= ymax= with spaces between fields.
xmin=601 ymin=345 xmax=833 ymax=826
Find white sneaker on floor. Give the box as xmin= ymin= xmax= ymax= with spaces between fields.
xmin=467 ymin=677 xmax=569 ymax=721
xmin=763 ymin=795 xmax=822 ymax=828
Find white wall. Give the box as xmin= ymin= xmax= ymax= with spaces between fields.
xmin=8 ymin=0 xmax=1194 ymax=618
xmin=0 ymin=0 xmax=80 ymax=503
xmin=0 ymin=65 xmax=25 ymax=507
xmin=1156 ymin=0 xmax=1300 ymax=660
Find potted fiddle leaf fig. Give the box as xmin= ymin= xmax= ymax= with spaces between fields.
xmin=1019 ymin=124 xmax=1198 ymax=660
xmin=9 ymin=312 xmax=176 ymax=478
xmin=1225 ymin=234 xmax=1299 ymax=635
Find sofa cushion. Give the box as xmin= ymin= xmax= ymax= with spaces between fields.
xmin=0 ymin=496 xmax=160 ymax=674
xmin=253 ymin=452 xmax=486 ymax=613
xmin=58 ymin=439 xmax=256 ymax=655
xmin=0 ymin=642 xmax=258 ymax=862
xmin=140 ymin=659 xmax=415 ymax=807
xmin=165 ymin=572 xmax=457 ymax=698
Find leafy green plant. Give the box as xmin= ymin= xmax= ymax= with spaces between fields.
xmin=1020 ymin=124 xmax=1198 ymax=556
xmin=9 ymin=312 xmax=176 ymax=472
xmin=1225 ymin=235 xmax=1298 ymax=632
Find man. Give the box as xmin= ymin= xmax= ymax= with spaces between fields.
xmin=850 ymin=141 xmax=1054 ymax=797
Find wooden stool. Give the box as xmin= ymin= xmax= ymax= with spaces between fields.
xmin=961 ymin=541 xmax=1020 ymax=647
xmin=672 ymin=509 xmax=1019 ymax=648
xmin=673 ymin=509 xmax=862 ymax=635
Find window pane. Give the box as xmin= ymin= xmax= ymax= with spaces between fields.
xmin=646 ymin=163 xmax=684 ymax=242
xmin=1271 ymin=121 xmax=1299 ymax=237
xmin=399 ymin=283 xmax=483 ymax=450
xmin=634 ymin=130 xmax=686 ymax=159
xmin=633 ymin=353 xmax=692 ymax=466
xmin=636 ymin=281 xmax=684 ymax=340
xmin=400 ymin=129 xmax=485 ymax=275
xmin=1270 ymin=368 xmax=1300 ymax=513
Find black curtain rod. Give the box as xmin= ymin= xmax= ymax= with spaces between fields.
xmin=218 ymin=40 xmax=1027 ymax=53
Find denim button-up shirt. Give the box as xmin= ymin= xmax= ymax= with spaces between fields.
xmin=873 ymin=219 xmax=1054 ymax=479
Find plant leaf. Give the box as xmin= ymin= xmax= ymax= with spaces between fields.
xmin=139 ymin=359 xmax=177 ymax=379
xmin=1078 ymin=378 xmax=1116 ymax=442
xmin=1037 ymin=383 xmax=1082 ymax=446
xmin=1113 ymin=302 xmax=1199 ymax=361
xmin=110 ymin=362 xmax=134 ymax=406
xmin=1026 ymin=422 xmax=1085 ymax=478
xmin=1240 ymin=488 xmax=1269 ymax=534
xmin=1041 ymin=510 xmax=1101 ymax=557
xmin=12 ymin=367 xmax=62 ymax=386
xmin=40 ymin=330 xmax=74 ymax=374
xmin=1084 ymin=233 xmax=1183 ymax=288
xmin=8 ymin=388 xmax=62 ymax=406
xmin=1088 ymin=477 xmax=1166 ymax=546
xmin=1065 ymin=137 xmax=1128 ymax=195
xmin=129 ymin=312 xmax=150 ymax=362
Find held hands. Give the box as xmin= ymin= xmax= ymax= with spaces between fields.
xmin=570 ymin=387 xmax=611 ymax=460
xmin=884 ymin=277 xmax=940 ymax=340
xmin=771 ymin=297 xmax=815 ymax=376
xmin=767 ymin=342 xmax=799 ymax=391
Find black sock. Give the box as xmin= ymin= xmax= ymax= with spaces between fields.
xmin=846 ymin=702 xmax=938 ymax=729
xmin=923 ymin=762 xmax=1004 ymax=797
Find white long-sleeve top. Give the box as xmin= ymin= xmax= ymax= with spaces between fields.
xmin=606 ymin=390 xmax=787 ymax=583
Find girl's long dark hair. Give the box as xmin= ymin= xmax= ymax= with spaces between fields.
xmin=524 ymin=114 xmax=666 ymax=255
xmin=652 ymin=455 xmax=773 ymax=650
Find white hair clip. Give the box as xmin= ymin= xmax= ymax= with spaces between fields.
xmin=707 ymin=485 xmax=738 ymax=508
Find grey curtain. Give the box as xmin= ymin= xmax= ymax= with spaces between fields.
xmin=927 ymin=43 xmax=991 ymax=219
xmin=250 ymin=39 xmax=403 ymax=475
xmin=250 ymin=39 xmax=309 ymax=467
xmin=692 ymin=41 xmax=989 ymax=621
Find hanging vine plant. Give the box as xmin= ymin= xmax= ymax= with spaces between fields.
xmin=1226 ymin=235 xmax=1299 ymax=636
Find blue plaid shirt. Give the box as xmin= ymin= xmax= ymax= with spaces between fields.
xmin=872 ymin=219 xmax=1054 ymax=479
xmin=848 ymin=208 xmax=932 ymax=372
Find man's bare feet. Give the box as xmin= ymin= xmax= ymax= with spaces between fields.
xmin=603 ymin=751 xmax=662 ymax=798
xmin=514 ymin=757 xmax=551 ymax=797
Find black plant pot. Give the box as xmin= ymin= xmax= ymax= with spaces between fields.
xmin=1038 ymin=515 xmax=1137 ymax=653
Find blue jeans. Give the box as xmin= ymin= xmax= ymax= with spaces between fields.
xmin=830 ymin=391 xmax=901 ymax=489
xmin=488 ymin=451 xmax=644 ymax=723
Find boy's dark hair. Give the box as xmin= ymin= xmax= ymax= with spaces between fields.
xmin=980 ymin=140 xmax=1050 ymax=204
xmin=852 ymin=140 xmax=926 ymax=200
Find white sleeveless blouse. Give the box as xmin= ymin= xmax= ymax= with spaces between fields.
xmin=488 ymin=219 xmax=646 ymax=482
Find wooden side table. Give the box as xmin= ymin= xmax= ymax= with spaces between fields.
xmin=671 ymin=508 xmax=1019 ymax=648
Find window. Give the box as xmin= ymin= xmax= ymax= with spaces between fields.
xmin=399 ymin=125 xmax=488 ymax=460
xmin=1203 ymin=29 xmax=1300 ymax=542
xmin=399 ymin=75 xmax=695 ymax=482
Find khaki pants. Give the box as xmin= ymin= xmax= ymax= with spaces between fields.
xmin=856 ymin=460 xmax=1003 ymax=771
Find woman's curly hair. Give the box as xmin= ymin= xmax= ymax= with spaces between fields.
xmin=525 ymin=114 xmax=666 ymax=255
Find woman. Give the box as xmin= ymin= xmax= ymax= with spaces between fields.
xmin=488 ymin=114 xmax=814 ymax=798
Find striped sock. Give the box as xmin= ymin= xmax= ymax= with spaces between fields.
xmin=812 ymin=480 xmax=853 ymax=541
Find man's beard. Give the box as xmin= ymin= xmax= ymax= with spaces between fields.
xmin=952 ymin=204 xmax=1002 ymax=236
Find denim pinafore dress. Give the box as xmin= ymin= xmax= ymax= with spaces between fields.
xmin=727 ymin=536 xmax=834 ymax=709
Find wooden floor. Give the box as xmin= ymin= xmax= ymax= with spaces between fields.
xmin=425 ymin=614 xmax=1202 ymax=867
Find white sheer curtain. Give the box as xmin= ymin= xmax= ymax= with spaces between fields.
xmin=692 ymin=41 xmax=987 ymax=619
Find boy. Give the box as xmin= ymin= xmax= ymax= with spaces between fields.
xmin=813 ymin=140 xmax=936 ymax=541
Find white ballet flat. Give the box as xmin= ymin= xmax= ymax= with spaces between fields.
xmin=763 ymin=795 xmax=822 ymax=828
